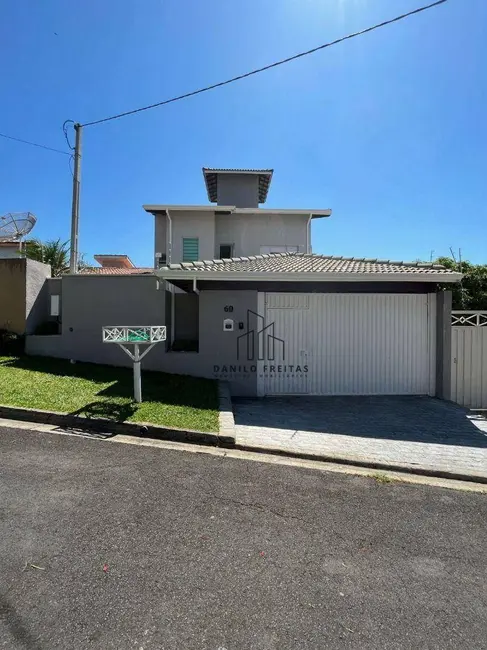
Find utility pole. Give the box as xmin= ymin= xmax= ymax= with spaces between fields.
xmin=69 ymin=123 xmax=82 ymax=274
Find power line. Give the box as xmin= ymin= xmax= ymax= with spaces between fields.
xmin=82 ymin=0 xmax=447 ymax=128
xmin=68 ymin=153 xmax=75 ymax=177
xmin=0 ymin=131 xmax=70 ymax=156
xmin=62 ymin=120 xmax=75 ymax=150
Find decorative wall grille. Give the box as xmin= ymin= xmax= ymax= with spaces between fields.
xmin=102 ymin=326 xmax=167 ymax=343
xmin=451 ymin=311 xmax=487 ymax=327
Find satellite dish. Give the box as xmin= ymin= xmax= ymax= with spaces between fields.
xmin=0 ymin=212 xmax=37 ymax=242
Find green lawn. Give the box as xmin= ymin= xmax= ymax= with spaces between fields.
xmin=0 ymin=356 xmax=219 ymax=432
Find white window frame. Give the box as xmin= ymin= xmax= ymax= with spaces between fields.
xmin=182 ymin=237 xmax=199 ymax=262
xmin=50 ymin=295 xmax=60 ymax=317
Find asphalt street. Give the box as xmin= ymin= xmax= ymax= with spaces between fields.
xmin=0 ymin=426 xmax=486 ymax=650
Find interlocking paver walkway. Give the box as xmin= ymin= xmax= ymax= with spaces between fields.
xmin=233 ymin=396 xmax=487 ymax=480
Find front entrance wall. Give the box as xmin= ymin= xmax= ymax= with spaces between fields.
xmin=26 ymin=275 xmax=167 ymax=365
xmin=26 ymin=279 xmax=450 ymax=399
xmin=193 ymin=290 xmax=258 ymax=396
xmin=26 ymin=278 xmax=259 ymax=396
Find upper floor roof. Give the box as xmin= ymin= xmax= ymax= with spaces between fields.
xmin=143 ymin=205 xmax=331 ymax=219
xmin=202 ymin=168 xmax=273 ymax=204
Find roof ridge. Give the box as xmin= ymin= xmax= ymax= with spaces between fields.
xmin=292 ymin=252 xmax=445 ymax=270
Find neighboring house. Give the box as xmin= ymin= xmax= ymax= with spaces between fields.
xmin=0 ymin=241 xmax=22 ymax=259
xmin=26 ymin=168 xmax=461 ymax=398
xmin=87 ymin=254 xmax=153 ymax=276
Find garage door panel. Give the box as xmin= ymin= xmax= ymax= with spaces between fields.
xmin=260 ymin=292 xmax=435 ymax=396
xmin=263 ymin=307 xmax=309 ymax=395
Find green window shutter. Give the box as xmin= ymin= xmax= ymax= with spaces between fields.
xmin=182 ymin=238 xmax=199 ymax=262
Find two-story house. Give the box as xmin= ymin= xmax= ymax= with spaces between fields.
xmin=149 ymin=168 xmax=329 ymax=267
xmin=27 ymin=167 xmax=460 ymax=398
xmin=143 ymin=169 xmax=331 ymax=357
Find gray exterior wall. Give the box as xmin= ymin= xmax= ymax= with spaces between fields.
xmin=26 ymin=277 xmax=258 ymax=396
xmin=0 ymin=258 xmax=50 ymax=334
xmin=155 ymin=211 xmax=216 ymax=265
xmin=25 ymin=259 xmax=52 ymax=334
xmin=154 ymin=213 xmax=166 ymax=265
xmin=27 ymin=275 xmax=165 ymax=364
xmin=216 ymin=174 xmax=260 ymax=208
xmin=64 ymin=275 xmax=165 ymax=365
xmin=154 ymin=210 xmax=310 ymax=264
xmin=26 ymin=277 xmax=453 ymax=399
xmin=194 ymin=290 xmax=258 ymax=395
xmin=214 ymin=212 xmax=308 ymax=257
xmin=436 ymin=290 xmax=452 ymax=400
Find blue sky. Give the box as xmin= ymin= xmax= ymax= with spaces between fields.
xmin=1 ymin=0 xmax=486 ymax=266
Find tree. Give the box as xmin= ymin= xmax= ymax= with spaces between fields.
xmin=437 ymin=257 xmax=487 ymax=310
xmin=23 ymin=238 xmax=90 ymax=277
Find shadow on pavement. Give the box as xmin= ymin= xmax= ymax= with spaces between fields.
xmin=233 ymin=396 xmax=487 ymax=448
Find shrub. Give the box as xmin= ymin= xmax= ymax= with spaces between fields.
xmin=0 ymin=329 xmax=25 ymax=355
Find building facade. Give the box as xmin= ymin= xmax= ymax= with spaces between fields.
xmin=25 ymin=168 xmax=460 ymax=398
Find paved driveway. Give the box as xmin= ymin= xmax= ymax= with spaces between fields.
xmin=233 ymin=396 xmax=487 ymax=481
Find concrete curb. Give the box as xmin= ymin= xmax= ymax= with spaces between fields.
xmin=2 ymin=402 xmax=483 ymax=485
xmin=234 ymin=443 xmax=487 ymax=485
xmin=218 ymin=381 xmax=236 ymax=439
xmin=0 ymin=404 xmax=235 ymax=448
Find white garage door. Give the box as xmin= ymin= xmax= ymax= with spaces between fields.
xmin=257 ymin=293 xmax=436 ymax=396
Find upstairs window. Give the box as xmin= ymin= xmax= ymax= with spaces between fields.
xmin=155 ymin=252 xmax=167 ymax=268
xmin=219 ymin=244 xmax=234 ymax=259
xmin=182 ymin=238 xmax=199 ymax=262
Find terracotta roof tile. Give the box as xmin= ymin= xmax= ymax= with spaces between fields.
xmin=78 ymin=267 xmax=153 ymax=276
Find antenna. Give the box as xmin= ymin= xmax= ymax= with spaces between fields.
xmin=0 ymin=212 xmax=37 ymax=243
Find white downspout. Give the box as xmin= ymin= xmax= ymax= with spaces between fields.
xmin=165 ymin=209 xmax=175 ymax=347
xmin=306 ymin=214 xmax=312 ymax=253
xmin=165 ymin=209 xmax=172 ymax=265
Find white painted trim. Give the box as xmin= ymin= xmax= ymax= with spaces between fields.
xmin=452 ymin=310 xmax=487 ymax=314
xmin=143 ymin=205 xmax=331 ymax=218
xmin=427 ymin=293 xmax=437 ymax=396
xmin=235 ymin=208 xmax=331 ymax=217
xmin=143 ymin=204 xmax=236 ymax=213
xmin=157 ymin=270 xmax=462 ymax=284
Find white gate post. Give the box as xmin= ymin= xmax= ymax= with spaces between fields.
xmin=133 ymin=343 xmax=142 ymax=403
